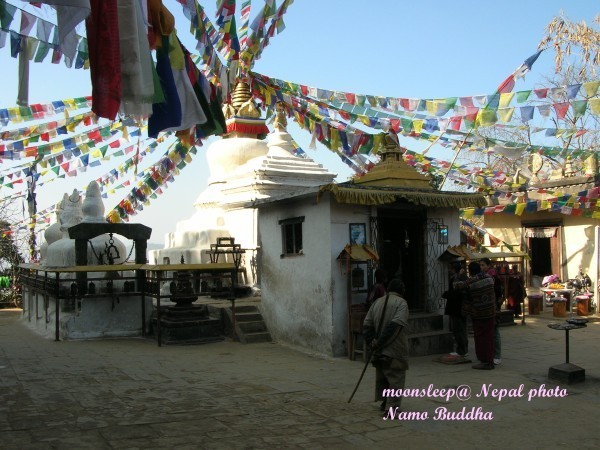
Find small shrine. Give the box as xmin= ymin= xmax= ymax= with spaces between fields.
xmin=252 ymin=133 xmax=486 ymax=357
xmin=20 ymin=181 xmax=152 ymax=340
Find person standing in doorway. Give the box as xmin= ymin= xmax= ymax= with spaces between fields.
xmin=480 ymin=258 xmax=502 ymax=366
xmin=367 ymin=269 xmax=388 ymax=308
xmin=442 ymin=261 xmax=469 ymax=358
xmin=363 ymin=278 xmax=410 ymax=412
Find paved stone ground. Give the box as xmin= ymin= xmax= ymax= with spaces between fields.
xmin=1 ymin=307 xmax=600 ymax=449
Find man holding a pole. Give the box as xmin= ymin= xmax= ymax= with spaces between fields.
xmin=362 ymin=278 xmax=410 ymax=412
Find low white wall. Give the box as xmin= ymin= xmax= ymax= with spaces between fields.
xmin=21 ymin=286 xmax=153 ymax=340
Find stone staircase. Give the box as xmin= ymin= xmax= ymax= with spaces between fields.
xmin=224 ymin=304 xmax=272 ymax=344
xmin=407 ymin=312 xmax=454 ymax=357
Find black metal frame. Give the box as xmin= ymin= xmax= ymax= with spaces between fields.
xmin=19 ymin=262 xmax=238 ymax=347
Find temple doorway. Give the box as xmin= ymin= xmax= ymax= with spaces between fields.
xmin=371 ymin=205 xmax=427 ymax=311
xmin=524 ymin=225 xmax=561 ymax=286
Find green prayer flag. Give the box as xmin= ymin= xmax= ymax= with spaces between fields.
xmin=445 ymin=97 xmax=457 ymax=109
xmin=516 ymin=90 xmax=531 ymax=103
xmin=0 ymin=2 xmax=17 ymax=30
xmin=400 ymin=118 xmax=413 ymax=133
xmin=572 ymin=100 xmax=588 ymax=117
xmin=34 ymin=41 xmax=51 ymax=63
xmin=358 ymin=135 xmax=373 ymax=154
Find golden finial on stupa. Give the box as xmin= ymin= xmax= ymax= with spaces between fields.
xmin=229 ymin=79 xmax=260 ymax=118
xmin=231 ymin=80 xmax=252 ymax=110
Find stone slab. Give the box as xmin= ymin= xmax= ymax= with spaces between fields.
xmin=548 ymin=362 xmax=585 ymax=384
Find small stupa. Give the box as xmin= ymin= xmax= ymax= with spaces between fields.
xmin=150 ymin=82 xmax=336 ymax=279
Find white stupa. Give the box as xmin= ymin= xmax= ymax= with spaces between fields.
xmin=149 ymin=84 xmax=335 ymax=279
xmin=44 ymin=181 xmax=126 ymax=268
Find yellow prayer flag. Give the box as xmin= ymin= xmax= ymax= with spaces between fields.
xmin=426 ymin=101 xmax=436 ymax=115
xmin=330 ymin=129 xmax=340 ymax=150
xmin=497 ymin=108 xmax=514 ymax=123
xmin=499 ymin=92 xmax=515 ymax=108
xmin=413 ymin=120 xmax=423 ymax=134
xmin=590 ymin=98 xmax=600 ymax=115
xmin=515 ymin=203 xmax=526 ymax=216
xmin=8 ymin=108 xmax=22 ymax=122
xmin=541 ymin=200 xmax=550 ymax=210
xmin=583 ymin=81 xmax=600 ymax=98
xmin=372 ymin=133 xmax=383 ymax=154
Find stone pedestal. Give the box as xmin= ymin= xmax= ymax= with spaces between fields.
xmin=548 ymin=362 xmax=585 ymax=384
xmin=153 ymin=304 xmax=224 ymax=345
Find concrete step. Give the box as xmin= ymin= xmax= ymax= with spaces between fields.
xmin=408 ymin=330 xmax=454 ymax=357
xmin=243 ymin=331 xmax=272 ymax=344
xmin=234 ymin=312 xmax=263 ymax=322
xmin=407 ymin=313 xmax=445 ymax=334
xmin=232 ymin=305 xmax=259 ymax=313
xmin=219 ymin=304 xmax=272 ymax=344
xmin=237 ymin=320 xmax=267 ymax=333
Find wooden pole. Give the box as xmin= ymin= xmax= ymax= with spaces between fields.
xmin=439 ymin=129 xmax=473 ymax=191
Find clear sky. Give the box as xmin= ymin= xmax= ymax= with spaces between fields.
xmin=0 ymin=0 xmax=597 ymax=247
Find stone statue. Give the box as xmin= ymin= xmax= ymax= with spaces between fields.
xmin=528 ymin=152 xmax=543 ymax=185
xmin=82 ymin=181 xmax=106 ymax=223
xmin=59 ymin=189 xmax=83 ymax=238
xmin=564 ymin=156 xmax=575 ymax=177
xmin=272 ymin=101 xmax=288 ymax=132
xmin=584 ymin=153 xmax=597 ymax=176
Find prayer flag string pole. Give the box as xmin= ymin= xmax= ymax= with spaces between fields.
xmin=438 ymin=129 xmax=473 ymax=191
xmin=26 ymin=163 xmax=38 ymax=261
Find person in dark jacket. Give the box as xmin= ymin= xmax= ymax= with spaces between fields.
xmin=442 ymin=261 xmax=468 ymax=357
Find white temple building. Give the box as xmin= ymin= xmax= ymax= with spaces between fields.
xmin=149 ymin=82 xmax=336 ymax=284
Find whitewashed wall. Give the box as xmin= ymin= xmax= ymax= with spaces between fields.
xmin=21 ymin=286 xmax=152 ymax=340
xmin=257 ymin=196 xmax=336 ymax=355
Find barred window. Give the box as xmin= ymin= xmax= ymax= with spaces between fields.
xmin=279 ymin=217 xmax=304 ymax=256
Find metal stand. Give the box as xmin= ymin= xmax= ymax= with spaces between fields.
xmin=547 ymin=319 xmax=587 ymax=384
